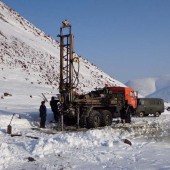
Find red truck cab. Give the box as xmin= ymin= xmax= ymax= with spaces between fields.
xmin=107 ymin=86 xmax=137 ymax=109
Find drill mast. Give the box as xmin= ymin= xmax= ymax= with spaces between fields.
xmin=59 ymin=20 xmax=74 ymax=107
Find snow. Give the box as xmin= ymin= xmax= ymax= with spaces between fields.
xmin=1 ymin=99 xmax=170 ymax=170
xmin=1 ymin=1 xmax=170 ymax=169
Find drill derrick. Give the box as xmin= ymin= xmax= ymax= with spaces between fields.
xmin=59 ymin=20 xmax=74 ymax=109
xmin=58 ymin=20 xmax=80 ymax=130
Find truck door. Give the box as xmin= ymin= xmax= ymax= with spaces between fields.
xmin=125 ymin=89 xmax=137 ymax=109
xmin=145 ymin=100 xmax=154 ymax=115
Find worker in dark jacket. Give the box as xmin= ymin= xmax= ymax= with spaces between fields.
xmin=125 ymin=104 xmax=131 ymax=123
xmin=50 ymin=97 xmax=60 ymax=123
xmin=39 ymin=101 xmax=47 ymax=128
xmin=120 ymin=106 xmax=126 ymax=123
xmin=120 ymin=100 xmax=132 ymax=123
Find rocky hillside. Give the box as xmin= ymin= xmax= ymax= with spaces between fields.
xmin=0 ymin=1 xmax=124 ymax=96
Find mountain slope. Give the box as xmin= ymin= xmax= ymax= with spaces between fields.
xmin=126 ymin=75 xmax=170 ymax=102
xmin=0 ymin=1 xmax=125 ymax=100
xmin=147 ymin=86 xmax=170 ymax=102
xmin=126 ymin=77 xmax=157 ymax=97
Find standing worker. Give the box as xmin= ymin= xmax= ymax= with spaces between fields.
xmin=125 ymin=105 xmax=131 ymax=123
xmin=124 ymin=101 xmax=133 ymax=123
xmin=120 ymin=105 xmax=126 ymax=123
xmin=50 ymin=97 xmax=60 ymax=123
xmin=39 ymin=101 xmax=47 ymax=128
xmin=120 ymin=100 xmax=132 ymax=123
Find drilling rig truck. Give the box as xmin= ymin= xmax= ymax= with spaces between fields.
xmin=58 ymin=20 xmax=137 ymax=130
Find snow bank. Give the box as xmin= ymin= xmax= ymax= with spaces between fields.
xmin=1 ymin=106 xmax=170 ymax=169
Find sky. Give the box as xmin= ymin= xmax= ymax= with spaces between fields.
xmin=1 ymin=0 xmax=170 ymax=83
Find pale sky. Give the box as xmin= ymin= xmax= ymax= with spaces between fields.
xmin=2 ymin=0 xmax=170 ymax=83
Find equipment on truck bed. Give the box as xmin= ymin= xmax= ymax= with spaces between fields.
xmin=57 ymin=21 xmax=137 ymax=130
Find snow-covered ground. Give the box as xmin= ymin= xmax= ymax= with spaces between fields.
xmin=1 ymin=90 xmax=170 ymax=170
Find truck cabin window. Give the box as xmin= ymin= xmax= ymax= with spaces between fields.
xmin=130 ymin=91 xmax=135 ymax=97
xmin=138 ymin=99 xmax=144 ymax=105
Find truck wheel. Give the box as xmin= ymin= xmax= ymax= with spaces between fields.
xmin=101 ymin=110 xmax=112 ymax=126
xmin=154 ymin=112 xmax=160 ymax=117
xmin=138 ymin=112 xmax=144 ymax=117
xmin=87 ymin=110 xmax=101 ymax=128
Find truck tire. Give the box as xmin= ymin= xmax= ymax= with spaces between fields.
xmin=154 ymin=112 xmax=160 ymax=117
xmin=138 ymin=111 xmax=144 ymax=117
xmin=87 ymin=110 xmax=101 ymax=128
xmin=101 ymin=110 xmax=112 ymax=126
